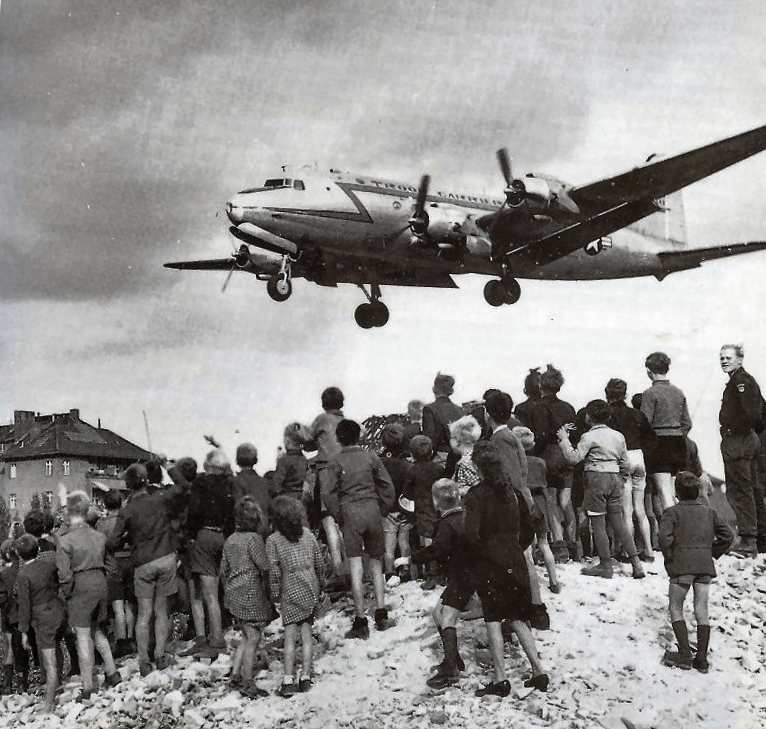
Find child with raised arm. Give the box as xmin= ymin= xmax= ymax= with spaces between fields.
xmin=221 ymin=496 xmax=274 ymax=698
xmin=557 ymin=400 xmax=646 ymax=580
xmin=658 ymin=471 xmax=733 ymax=672
xmin=266 ymin=496 xmax=324 ymax=698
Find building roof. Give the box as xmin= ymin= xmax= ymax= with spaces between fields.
xmin=0 ymin=423 xmax=13 ymax=444
xmin=0 ymin=410 xmax=152 ymax=462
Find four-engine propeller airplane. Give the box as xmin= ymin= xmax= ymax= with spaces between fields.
xmin=165 ymin=124 xmax=766 ymax=328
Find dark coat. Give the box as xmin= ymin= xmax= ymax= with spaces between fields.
xmin=658 ymin=500 xmax=734 ymax=577
xmin=464 ymin=481 xmax=528 ymax=589
xmin=422 ymin=397 xmax=464 ymax=454
xmin=411 ymin=507 xmax=473 ymax=581
xmin=187 ymin=473 xmax=236 ymax=538
xmin=720 ymin=367 xmax=763 ymax=436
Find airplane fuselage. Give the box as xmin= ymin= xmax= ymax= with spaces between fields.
xmin=226 ymin=168 xmax=675 ymax=282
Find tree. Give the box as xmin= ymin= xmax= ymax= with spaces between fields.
xmin=0 ymin=497 xmax=9 ymax=542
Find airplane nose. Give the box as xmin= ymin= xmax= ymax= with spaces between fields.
xmin=226 ymin=200 xmax=243 ymax=225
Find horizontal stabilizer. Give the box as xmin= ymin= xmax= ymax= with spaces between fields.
xmin=657 ymin=240 xmax=766 ymax=273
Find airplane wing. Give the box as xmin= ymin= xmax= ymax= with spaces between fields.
xmin=570 ymin=123 xmax=766 ymax=213
xmin=489 ymin=123 xmax=766 ymax=268
xmin=657 ymin=240 xmax=766 ymax=275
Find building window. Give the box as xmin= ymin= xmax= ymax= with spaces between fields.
xmin=63 ymin=460 xmax=70 ymax=476
xmin=9 ymin=494 xmax=16 ymax=510
xmin=9 ymin=464 xmax=16 ymax=479
xmin=45 ymin=460 xmax=53 ymax=477
xmin=44 ymin=491 xmax=53 ymax=508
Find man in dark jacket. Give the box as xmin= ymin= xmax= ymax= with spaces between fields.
xmin=719 ymin=344 xmax=766 ymax=557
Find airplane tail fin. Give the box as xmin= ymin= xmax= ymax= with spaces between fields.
xmin=629 ymin=190 xmax=687 ymax=249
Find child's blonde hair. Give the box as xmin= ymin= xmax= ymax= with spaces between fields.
xmin=432 ymin=478 xmax=460 ymax=510
xmin=66 ymin=490 xmax=91 ymax=516
xmin=449 ymin=415 xmax=481 ymax=455
xmin=512 ymin=426 xmax=535 ymax=453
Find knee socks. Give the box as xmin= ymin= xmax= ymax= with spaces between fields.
xmin=671 ymin=620 xmax=692 ymax=656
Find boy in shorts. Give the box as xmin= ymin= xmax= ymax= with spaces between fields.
xmin=557 ymin=400 xmax=646 ymax=580
xmin=412 ymin=479 xmax=474 ymax=689
xmin=15 ymin=534 xmax=65 ymax=713
xmin=659 ymin=471 xmax=733 ymax=671
xmin=107 ymin=463 xmax=188 ymax=675
xmin=56 ymin=491 xmax=121 ymax=700
xmin=324 ymin=419 xmax=395 ymax=639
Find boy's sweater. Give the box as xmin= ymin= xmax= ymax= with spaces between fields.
xmin=559 ymin=423 xmax=629 ymax=474
xmin=324 ymin=446 xmax=395 ymax=516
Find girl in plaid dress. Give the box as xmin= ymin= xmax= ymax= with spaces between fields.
xmin=266 ymin=497 xmax=324 ymax=698
xmin=221 ymin=497 xmax=274 ymax=699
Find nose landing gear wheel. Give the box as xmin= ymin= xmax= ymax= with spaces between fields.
xmin=267 ymin=274 xmax=292 ymax=302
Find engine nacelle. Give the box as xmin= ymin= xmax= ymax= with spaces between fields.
xmin=521 ymin=176 xmax=552 ymax=207
xmin=234 ymin=244 xmax=251 ymax=268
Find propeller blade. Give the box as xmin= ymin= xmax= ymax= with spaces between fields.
xmin=497 ymin=148 xmax=512 ymax=186
xmin=221 ymin=265 xmax=235 ymax=293
xmin=414 ymin=174 xmax=430 ymax=218
xmin=489 ymin=200 xmax=508 ymax=241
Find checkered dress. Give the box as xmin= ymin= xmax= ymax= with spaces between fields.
xmin=266 ymin=528 xmax=324 ymax=625
xmin=454 ymin=456 xmax=481 ymax=497
xmin=220 ymin=531 xmax=273 ymax=624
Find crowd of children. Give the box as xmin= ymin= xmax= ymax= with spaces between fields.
xmin=0 ymin=357 xmax=748 ymax=712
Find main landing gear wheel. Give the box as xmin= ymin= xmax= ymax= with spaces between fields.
xmin=501 ymin=276 xmax=521 ymax=304
xmin=354 ymin=302 xmax=389 ymax=329
xmin=483 ymin=277 xmax=521 ymax=307
xmin=266 ymin=274 xmax=292 ymax=302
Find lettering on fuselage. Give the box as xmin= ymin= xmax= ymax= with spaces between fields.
xmin=263 ymin=177 xmax=503 ymax=225
xmin=354 ymin=177 xmax=503 ymax=208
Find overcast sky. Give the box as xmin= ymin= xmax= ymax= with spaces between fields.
xmin=2 ymin=0 xmax=766 ymax=473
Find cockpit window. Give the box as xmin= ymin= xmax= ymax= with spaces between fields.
xmin=237 ymin=178 xmax=304 ymax=194
xmin=264 ymin=178 xmax=293 ymax=188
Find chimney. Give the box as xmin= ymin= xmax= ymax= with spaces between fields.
xmin=13 ymin=410 xmax=35 ymax=443
xmin=69 ymin=408 xmax=80 ymax=422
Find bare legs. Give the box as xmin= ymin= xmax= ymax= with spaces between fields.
xmin=321 ymin=515 xmax=344 ymax=574
xmin=199 ymin=575 xmax=223 ymax=644
xmin=282 ymin=621 xmax=313 ymax=682
xmin=112 ymin=599 xmax=134 ymax=644
xmin=40 ymin=647 xmax=57 ymax=712
xmin=651 ymin=472 xmax=676 ymax=512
